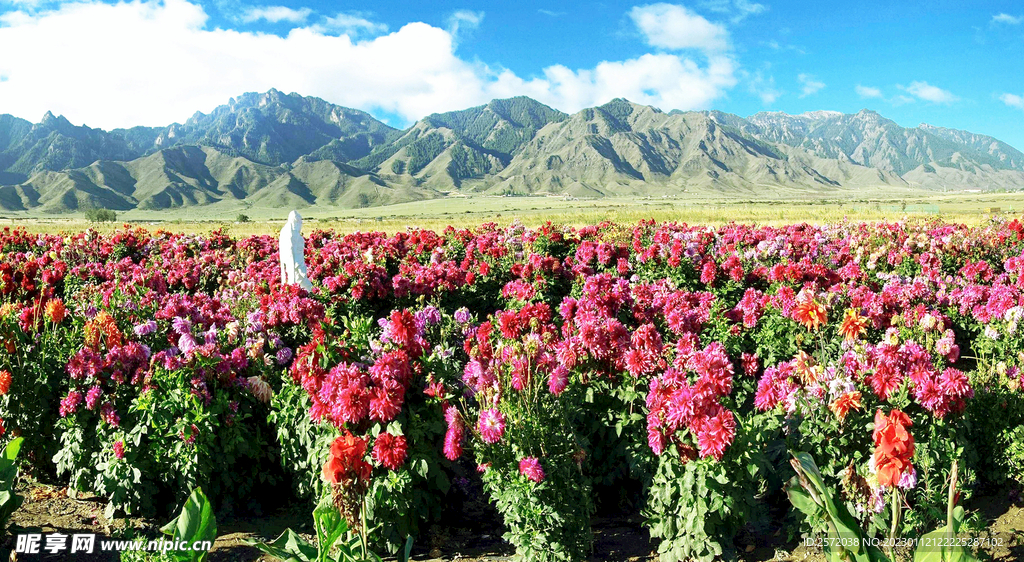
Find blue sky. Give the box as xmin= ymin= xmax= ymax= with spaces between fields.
xmin=0 ymin=0 xmax=1022 ymax=149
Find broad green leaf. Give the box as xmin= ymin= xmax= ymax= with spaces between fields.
xmin=250 ymin=529 xmax=317 ymax=562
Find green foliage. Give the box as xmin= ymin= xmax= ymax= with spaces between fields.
xmin=404 ymin=133 xmax=447 ymax=176
xmin=236 ymin=214 xmax=250 ymax=223
xmin=0 ymin=310 xmax=74 ymax=470
xmin=270 ymin=378 xmax=333 ymax=501
xmin=253 ymin=496 xmax=414 ymax=562
xmin=0 ymin=438 xmax=24 ymax=534
xmin=159 ymin=487 xmax=218 ymax=562
xmin=645 ymin=413 xmax=779 ymax=562
xmin=473 ymin=388 xmax=594 ymax=561
xmin=85 ymin=208 xmax=118 ymax=222
xmin=787 ymin=453 xmax=980 ymax=562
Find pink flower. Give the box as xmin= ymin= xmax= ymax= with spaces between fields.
xmin=548 ymin=365 xmax=569 ymax=395
xmin=519 ymin=456 xmax=545 ymax=483
xmin=477 ymin=409 xmax=506 ymax=444
xmin=444 ymin=406 xmax=465 ymax=460
xmin=113 ymin=440 xmax=125 ymax=460
xmin=694 ymin=408 xmax=736 ymax=460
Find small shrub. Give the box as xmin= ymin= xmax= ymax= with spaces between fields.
xmin=84 ymin=208 xmax=117 ymax=222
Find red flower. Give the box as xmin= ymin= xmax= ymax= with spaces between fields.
xmin=372 ymin=433 xmax=408 ymax=471
xmin=0 ymin=370 xmax=10 ymax=395
xmin=323 ymin=433 xmax=372 ymax=484
xmin=873 ymin=409 xmax=914 ymax=487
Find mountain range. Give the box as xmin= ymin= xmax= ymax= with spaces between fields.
xmin=2 ymin=89 xmax=1023 ymax=213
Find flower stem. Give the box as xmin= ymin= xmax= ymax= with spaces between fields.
xmin=889 ymin=487 xmax=901 ymax=558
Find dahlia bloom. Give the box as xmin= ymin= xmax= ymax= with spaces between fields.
xmin=372 ymin=432 xmax=408 ymax=471
xmin=829 ymin=391 xmax=862 ymax=422
xmin=478 ymin=408 xmax=506 ymax=444
xmin=839 ymin=309 xmax=867 ymax=340
xmin=793 ymin=298 xmax=827 ymax=331
xmin=519 ymin=456 xmax=545 ymax=483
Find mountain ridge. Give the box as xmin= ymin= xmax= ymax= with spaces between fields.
xmin=1 ymin=91 xmax=1021 ymax=213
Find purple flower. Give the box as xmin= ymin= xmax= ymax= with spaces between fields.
xmin=178 ymin=334 xmax=198 ymax=356
xmin=133 ymin=320 xmax=157 ymax=337
xmin=898 ymin=467 xmax=917 ymax=490
xmin=171 ymin=317 xmax=192 ymax=336
xmin=203 ymin=326 xmax=218 ymax=346
xmin=418 ymin=306 xmax=442 ymax=326
xmin=454 ymin=307 xmax=471 ymax=324
xmin=276 ymin=347 xmax=293 ymax=365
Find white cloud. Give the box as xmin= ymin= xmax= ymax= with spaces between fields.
xmin=240 ymin=5 xmax=312 ymax=24
xmin=746 ymin=68 xmax=780 ymax=104
xmin=992 ymin=13 xmax=1022 ymax=24
xmin=899 ymin=81 xmax=958 ymax=104
xmin=1001 ymin=93 xmax=1024 ymax=110
xmin=0 ymin=0 xmax=739 ymax=129
xmin=797 ymin=73 xmax=824 ymax=97
xmin=491 ymin=54 xmax=737 ymax=114
xmin=630 ymin=3 xmax=730 ymax=53
xmin=538 ymin=9 xmax=565 ymax=17
xmin=447 ymin=9 xmax=483 ymax=39
xmin=855 ymin=84 xmax=882 ymax=98
xmin=320 ymin=12 xmax=387 ymax=35
xmin=699 ymin=0 xmax=766 ymax=23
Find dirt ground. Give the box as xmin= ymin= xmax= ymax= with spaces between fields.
xmin=3 ymin=480 xmax=1021 ymax=562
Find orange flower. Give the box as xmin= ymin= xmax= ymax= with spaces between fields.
xmin=873 ymin=409 xmax=914 ymax=487
xmin=0 ymin=370 xmax=10 ymax=395
xmin=84 ymin=321 xmax=102 ymax=350
xmin=840 ymin=309 xmax=867 ymax=341
xmin=86 ymin=312 xmax=122 ymax=350
xmin=794 ymin=351 xmax=819 ymax=384
xmin=793 ymin=298 xmax=827 ymax=331
xmin=829 ymin=391 xmax=862 ymax=421
xmin=45 ymin=299 xmax=66 ymax=324
xmin=98 ymin=312 xmax=123 ymax=348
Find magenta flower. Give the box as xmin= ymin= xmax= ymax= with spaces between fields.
xmin=477 ymin=408 xmax=506 ymax=444
xmin=519 ymin=457 xmax=545 ymax=483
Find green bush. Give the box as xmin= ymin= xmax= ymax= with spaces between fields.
xmin=84 ymin=208 xmax=118 ymax=222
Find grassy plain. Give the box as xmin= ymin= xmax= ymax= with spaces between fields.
xmin=0 ymin=189 xmax=1021 ymax=236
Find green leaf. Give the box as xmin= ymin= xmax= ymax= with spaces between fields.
xmin=160 ymin=487 xmax=217 ymax=562
xmin=250 ymin=530 xmax=317 ymax=562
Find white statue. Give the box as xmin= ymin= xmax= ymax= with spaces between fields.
xmin=279 ymin=210 xmax=313 ymax=291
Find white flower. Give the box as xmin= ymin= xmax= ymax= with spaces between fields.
xmin=247 ymin=376 xmax=273 ymax=403
xmin=984 ymin=325 xmax=1001 ymax=340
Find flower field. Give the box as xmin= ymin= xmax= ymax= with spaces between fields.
xmin=1 ymin=218 xmax=1023 ymax=561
